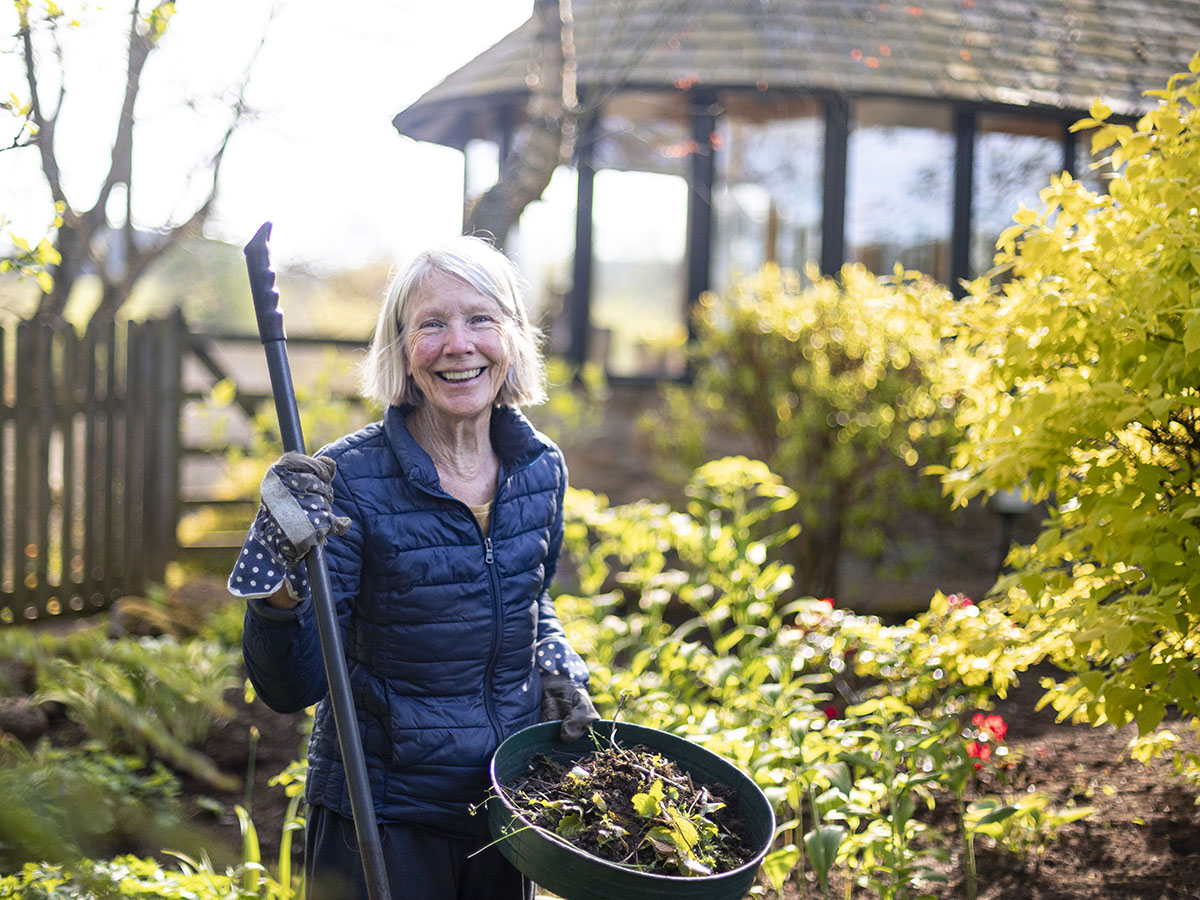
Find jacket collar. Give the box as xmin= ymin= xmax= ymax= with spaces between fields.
xmin=383 ymin=404 xmax=551 ymax=490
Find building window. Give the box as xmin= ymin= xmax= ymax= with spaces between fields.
xmin=463 ymin=138 xmax=500 ymax=204
xmin=511 ymin=167 xmax=578 ymax=356
xmin=590 ymin=169 xmax=688 ymax=377
xmin=712 ymin=96 xmax=824 ymax=291
xmin=587 ymin=94 xmax=690 ymax=378
xmin=847 ymin=99 xmax=954 ymax=284
xmin=971 ymin=114 xmax=1065 ymax=275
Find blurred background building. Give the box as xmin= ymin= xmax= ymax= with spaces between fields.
xmin=393 ymin=0 xmax=1200 ymax=379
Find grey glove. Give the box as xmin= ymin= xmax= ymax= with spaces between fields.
xmin=541 ymin=672 xmax=600 ymax=742
xmin=251 ymin=451 xmax=351 ymax=570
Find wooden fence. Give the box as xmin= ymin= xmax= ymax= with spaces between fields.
xmin=0 ymin=313 xmax=184 ymax=623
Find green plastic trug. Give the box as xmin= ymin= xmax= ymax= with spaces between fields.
xmin=488 ymin=720 xmax=775 ymax=900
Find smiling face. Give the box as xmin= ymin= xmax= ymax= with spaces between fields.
xmin=402 ymin=270 xmax=512 ymax=424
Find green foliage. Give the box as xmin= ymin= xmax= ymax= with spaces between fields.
xmin=643 ymin=262 xmax=960 ymax=595
xmin=524 ymin=357 xmax=608 ymax=449
xmin=267 ymin=761 xmax=307 ymax=895
xmin=555 ymin=457 xmax=1051 ymax=896
xmin=964 ymin=792 xmax=1093 ymax=868
xmin=244 ymin=358 xmax=376 ymax=459
xmin=0 ymin=226 xmax=61 ymax=296
xmin=0 ymin=853 xmax=290 ymax=899
xmin=0 ymin=740 xmax=183 ymax=873
xmin=937 ymin=60 xmax=1200 ymax=762
xmin=0 ymin=625 xmax=240 ymax=789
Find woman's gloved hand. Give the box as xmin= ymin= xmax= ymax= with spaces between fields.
xmin=541 ymin=673 xmax=600 ymax=742
xmin=229 ymin=452 xmax=351 ymax=604
xmin=251 ymin=451 xmax=350 ymax=570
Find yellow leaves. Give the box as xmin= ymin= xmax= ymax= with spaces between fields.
xmin=1012 ymin=204 xmax=1040 ymax=227
xmin=1185 ymin=311 xmax=1200 ymax=358
xmin=144 ymin=1 xmax=176 ymax=43
xmin=4 ymin=93 xmax=32 ymax=117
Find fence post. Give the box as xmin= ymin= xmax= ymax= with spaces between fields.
xmin=144 ymin=311 xmax=184 ymax=582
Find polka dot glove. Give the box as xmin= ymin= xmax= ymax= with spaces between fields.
xmin=229 ymin=532 xmax=311 ymax=601
xmin=227 ymin=452 xmax=350 ymax=602
xmin=536 ymin=636 xmax=590 ymax=686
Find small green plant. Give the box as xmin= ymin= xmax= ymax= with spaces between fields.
xmin=0 ymin=854 xmax=291 ymax=900
xmin=965 ymin=792 xmax=1094 ymax=875
xmin=0 ymin=738 xmax=184 ymax=873
xmin=21 ymin=628 xmax=240 ymax=789
xmin=269 ymin=759 xmax=309 ymax=895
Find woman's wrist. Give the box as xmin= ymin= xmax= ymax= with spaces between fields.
xmin=263 ymin=584 xmax=300 ymax=609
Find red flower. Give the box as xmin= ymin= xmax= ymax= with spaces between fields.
xmin=819 ymin=597 xmax=835 ymax=608
xmin=965 ymin=740 xmax=991 ymax=768
xmin=947 ymin=593 xmax=974 ymax=609
xmin=823 ymin=705 xmax=840 ymax=720
xmin=972 ymin=713 xmax=1008 ymax=742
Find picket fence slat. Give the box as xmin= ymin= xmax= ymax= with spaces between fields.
xmin=1 ymin=316 xmax=185 ymax=623
xmin=2 ymin=314 xmax=364 ymax=623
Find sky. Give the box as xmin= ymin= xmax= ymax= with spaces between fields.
xmin=1 ymin=0 xmax=537 ymax=272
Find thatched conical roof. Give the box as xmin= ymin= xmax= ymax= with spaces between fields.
xmin=394 ymin=0 xmax=1200 ymax=148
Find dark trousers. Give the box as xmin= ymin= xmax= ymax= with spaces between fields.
xmin=304 ymin=804 xmax=533 ymax=900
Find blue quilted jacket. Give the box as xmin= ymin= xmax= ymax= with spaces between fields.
xmin=241 ymin=404 xmax=576 ymax=836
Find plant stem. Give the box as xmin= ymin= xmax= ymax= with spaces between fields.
xmin=961 ymin=791 xmax=978 ymax=900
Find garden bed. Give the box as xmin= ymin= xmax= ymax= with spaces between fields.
xmin=188 ymin=664 xmax=1200 ymax=900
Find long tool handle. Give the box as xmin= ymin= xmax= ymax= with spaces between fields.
xmin=244 ymin=222 xmax=391 ymax=900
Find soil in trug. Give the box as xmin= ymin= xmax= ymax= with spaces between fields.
xmin=504 ymin=743 xmax=755 ymax=877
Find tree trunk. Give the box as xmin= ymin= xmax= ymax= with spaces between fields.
xmin=792 ymin=516 xmax=842 ymax=600
xmin=464 ymin=0 xmax=573 ymax=246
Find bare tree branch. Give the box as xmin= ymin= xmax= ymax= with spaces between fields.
xmin=90 ymin=8 xmax=270 ymax=322
xmin=21 ymin=0 xmax=275 ymax=324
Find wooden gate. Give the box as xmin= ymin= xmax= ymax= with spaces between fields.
xmin=0 ymin=312 xmax=184 ymax=623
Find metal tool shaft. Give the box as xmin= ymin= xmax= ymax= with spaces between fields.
xmin=244 ymin=221 xmax=391 ymax=900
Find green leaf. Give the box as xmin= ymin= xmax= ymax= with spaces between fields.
xmin=210 ymin=378 xmax=237 ymax=409
xmin=1135 ymin=698 xmax=1166 ymax=735
xmin=803 ymin=823 xmax=848 ymax=877
xmin=556 ymin=812 xmax=586 ymax=838
xmin=1184 ymin=311 xmax=1200 ymax=357
xmin=632 ymin=780 xmax=664 ymax=817
xmin=974 ymin=804 xmax=1018 ymax=828
xmin=665 ymin=805 xmax=701 ymax=851
xmin=1106 ymin=624 xmax=1134 ymax=656
xmin=761 ymin=845 xmax=801 ymax=891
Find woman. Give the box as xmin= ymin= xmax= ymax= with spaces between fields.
xmin=229 ymin=235 xmax=598 ymax=900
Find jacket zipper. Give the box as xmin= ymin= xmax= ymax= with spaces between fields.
xmin=479 ymin=452 xmax=545 ymax=741
xmin=481 ymin=528 xmax=503 ymax=741
xmin=419 ymin=448 xmax=548 ymax=742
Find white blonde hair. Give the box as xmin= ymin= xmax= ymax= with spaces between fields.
xmin=360 ymin=235 xmax=546 ymax=409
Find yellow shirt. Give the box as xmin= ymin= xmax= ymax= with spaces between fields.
xmin=468 ymin=501 xmax=493 ymax=536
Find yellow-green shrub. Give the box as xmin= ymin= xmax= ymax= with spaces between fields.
xmin=938 ymin=60 xmax=1200 ymax=768
xmin=645 ymin=263 xmax=960 ymax=597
